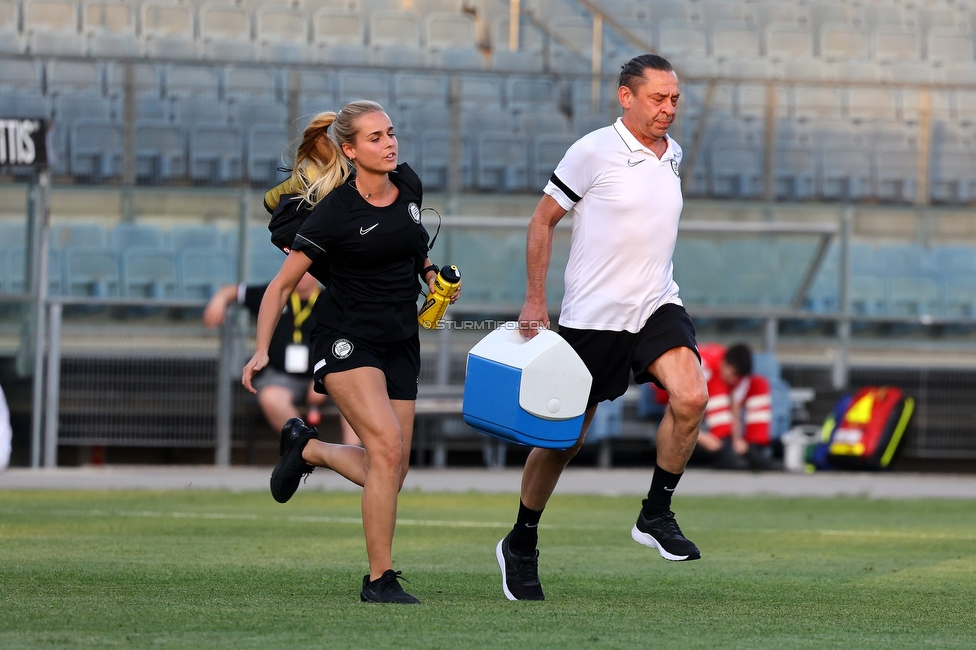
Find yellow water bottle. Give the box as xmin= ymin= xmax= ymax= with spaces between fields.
xmin=419 ymin=265 xmax=461 ymax=330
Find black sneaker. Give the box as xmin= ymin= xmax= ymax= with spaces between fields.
xmin=631 ymin=510 xmax=701 ymax=561
xmin=269 ymin=418 xmax=316 ymax=504
xmin=496 ymin=531 xmax=545 ymax=601
xmin=360 ymin=570 xmax=420 ymax=604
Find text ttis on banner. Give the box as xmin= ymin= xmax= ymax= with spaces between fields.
xmin=0 ymin=119 xmax=48 ymax=167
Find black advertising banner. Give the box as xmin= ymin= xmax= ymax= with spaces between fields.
xmin=0 ymin=118 xmax=48 ymax=168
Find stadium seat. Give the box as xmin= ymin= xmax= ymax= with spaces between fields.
xmin=774 ymin=129 xmax=817 ymax=200
xmin=166 ymin=65 xmax=220 ymax=99
xmin=711 ymin=21 xmax=761 ymax=63
xmin=873 ymin=132 xmax=918 ymax=202
xmin=672 ymin=238 xmax=723 ymax=307
xmin=106 ymin=63 xmax=168 ymax=120
xmin=141 ymin=1 xmax=198 ymax=59
xmin=248 ymin=125 xmax=290 ymax=184
xmin=532 ymin=134 xmax=575 ymax=188
xmin=927 ymin=28 xmax=973 ymax=67
xmin=190 ymin=125 xmax=244 ymax=183
xmin=337 ymin=68 xmax=390 ymax=106
xmin=817 ymin=124 xmax=871 ymax=200
xmin=84 ymin=0 xmax=140 ymax=57
xmin=887 ymin=273 xmax=941 ymax=318
xmin=0 ymin=222 xmax=27 ymax=250
xmin=5 ymin=247 xmax=62 ymax=295
xmin=314 ymin=9 xmax=368 ymax=65
xmin=63 ymin=246 xmax=120 ymax=297
xmin=848 ymin=87 xmax=898 ymax=123
xmin=849 ymin=272 xmax=887 ymax=316
xmin=931 ymin=127 xmax=976 ymax=203
xmin=458 ymin=73 xmax=504 ymax=108
xmin=168 ymin=225 xmax=222 ymax=252
xmin=392 ymin=71 xmax=448 ymax=108
xmin=658 ymin=19 xmax=710 ymax=73
xmin=70 ymin=121 xmax=123 ymax=181
xmin=111 ymin=223 xmax=164 ymax=250
xmin=506 ymin=76 xmax=558 ymax=109
xmin=51 ymin=223 xmax=105 ymax=250
xmin=47 ymin=60 xmax=101 ymax=92
xmin=229 ymin=96 xmax=287 ymax=128
xmin=135 ymin=122 xmax=186 ymax=184
xmin=199 ymin=3 xmax=254 ymax=62
xmin=420 ymin=130 xmax=474 ymax=191
xmin=819 ymin=23 xmax=869 ymax=62
xmin=247 ymin=241 xmax=285 ymax=284
xmin=793 ymin=87 xmax=844 ymax=122
xmin=764 ymin=23 xmax=814 ymax=62
xmin=256 ymin=6 xmax=311 ymax=62
xmin=424 ymin=12 xmax=481 ymax=69
xmin=0 ymin=0 xmax=24 ymax=53
xmin=490 ymin=16 xmax=545 ymax=73
xmin=708 ymin=133 xmax=763 ymax=198
xmin=942 ymin=276 xmax=976 ymax=319
xmin=477 ymin=133 xmax=529 ymax=191
xmin=121 ymin=247 xmax=178 ymax=298
xmin=369 ymin=11 xmax=423 ymax=67
xmin=52 ymin=91 xmax=115 ymax=123
xmin=547 ymin=17 xmax=592 ymax=73
xmin=178 ymin=249 xmax=235 ymax=299
xmin=873 ymin=26 xmax=921 ymax=65
xmin=25 ymin=0 xmax=86 ymax=55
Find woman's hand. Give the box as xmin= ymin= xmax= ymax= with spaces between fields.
xmin=242 ymin=352 xmax=270 ymax=394
xmin=426 ymin=275 xmax=462 ymax=304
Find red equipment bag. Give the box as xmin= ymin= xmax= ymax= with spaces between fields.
xmin=826 ymin=386 xmax=914 ymax=470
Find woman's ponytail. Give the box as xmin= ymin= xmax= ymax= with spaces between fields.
xmin=292 ymin=111 xmax=349 ymax=207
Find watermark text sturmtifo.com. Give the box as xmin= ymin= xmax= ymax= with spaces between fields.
xmin=431 ymin=320 xmax=549 ymax=331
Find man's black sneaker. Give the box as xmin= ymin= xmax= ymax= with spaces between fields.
xmin=496 ymin=531 xmax=545 ymax=601
xmin=269 ymin=418 xmax=316 ymax=504
xmin=360 ymin=570 xmax=420 ymax=604
xmin=631 ymin=510 xmax=701 ymax=561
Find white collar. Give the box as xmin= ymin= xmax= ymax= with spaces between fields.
xmin=613 ymin=117 xmax=674 ymax=161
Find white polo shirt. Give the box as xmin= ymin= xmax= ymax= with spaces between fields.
xmin=544 ymin=117 xmax=684 ymax=333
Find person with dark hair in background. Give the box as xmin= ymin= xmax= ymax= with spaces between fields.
xmin=203 ymin=273 xmax=359 ymax=445
xmin=693 ymin=342 xmax=777 ymax=470
xmin=497 ymin=54 xmax=708 ymax=601
xmin=243 ymin=101 xmax=458 ymax=604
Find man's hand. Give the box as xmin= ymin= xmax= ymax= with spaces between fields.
xmin=518 ymin=300 xmax=550 ymax=339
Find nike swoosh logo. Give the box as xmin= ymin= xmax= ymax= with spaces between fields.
xmin=663 ymin=487 xmax=675 ymax=492
xmin=359 ymin=224 xmax=378 ymax=235
xmin=627 ymin=158 xmax=645 ymax=167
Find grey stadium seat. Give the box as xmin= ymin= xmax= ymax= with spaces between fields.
xmin=424 ymin=12 xmax=481 ymax=69
xmin=168 ymin=225 xmax=222 ymax=252
xmin=111 ymin=223 xmax=164 ymax=250
xmin=70 ymin=121 xmax=123 ymax=181
xmin=85 ymin=0 xmax=140 ymax=57
xmin=121 ymin=247 xmax=178 ymax=298
xmin=257 ymin=6 xmax=312 ymax=63
xmin=63 ymin=247 xmax=120 ymax=297
xmin=190 ymin=125 xmax=244 ymax=183
xmin=314 ymin=9 xmax=368 ymax=65
xmin=199 ymin=3 xmax=254 ymax=62
xmin=135 ymin=122 xmax=187 ymax=184
xmin=25 ymin=0 xmax=86 ymax=56
xmin=0 ymin=0 xmax=25 ymax=53
xmin=337 ymin=68 xmax=391 ymax=106
xmin=248 ymin=125 xmax=290 ymax=184
xmin=369 ymin=11 xmax=423 ymax=67
xmin=179 ymin=249 xmax=235 ymax=299
xmin=51 ymin=223 xmax=105 ymax=250
xmin=5 ymin=248 xmax=62 ymax=295
xmin=141 ymin=1 xmax=198 ymax=59
xmin=477 ymin=133 xmax=529 ymax=192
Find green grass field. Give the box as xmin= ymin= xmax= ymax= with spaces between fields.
xmin=1 ymin=489 xmax=974 ymax=649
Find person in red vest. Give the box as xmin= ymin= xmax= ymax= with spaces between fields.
xmin=656 ymin=342 xmax=775 ymax=469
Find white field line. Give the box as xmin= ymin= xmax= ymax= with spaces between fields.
xmin=4 ymin=509 xmax=976 ymax=541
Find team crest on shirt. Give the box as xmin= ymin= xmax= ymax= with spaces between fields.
xmin=408 ymin=202 xmax=421 ymax=223
xmin=332 ymin=339 xmax=354 ymax=360
xmin=671 ymin=160 xmax=680 ymax=177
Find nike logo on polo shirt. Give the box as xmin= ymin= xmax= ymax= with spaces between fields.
xmin=627 ymin=158 xmax=645 ymax=167
xmin=360 ymin=224 xmax=379 ymax=235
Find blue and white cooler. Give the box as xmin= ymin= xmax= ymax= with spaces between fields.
xmin=462 ymin=325 xmax=593 ymax=449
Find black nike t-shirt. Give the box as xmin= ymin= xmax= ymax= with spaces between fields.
xmin=290 ymin=166 xmax=429 ymax=342
xmin=242 ymin=284 xmax=317 ymax=378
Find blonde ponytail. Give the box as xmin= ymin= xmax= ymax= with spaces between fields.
xmin=292 ymin=112 xmax=349 ymax=207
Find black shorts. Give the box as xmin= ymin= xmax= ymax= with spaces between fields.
xmin=309 ymin=328 xmax=420 ymax=401
xmin=558 ymin=303 xmax=699 ymax=408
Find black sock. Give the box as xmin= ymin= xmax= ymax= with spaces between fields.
xmin=642 ymin=464 xmax=683 ymax=517
xmin=508 ymin=500 xmax=544 ymax=552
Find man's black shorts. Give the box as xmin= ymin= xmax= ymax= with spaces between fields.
xmin=557 ymin=303 xmax=700 ymax=408
xmin=309 ymin=327 xmax=420 ymax=401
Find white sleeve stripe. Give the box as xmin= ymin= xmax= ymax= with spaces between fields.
xmin=293 ymin=233 xmax=326 ymax=253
